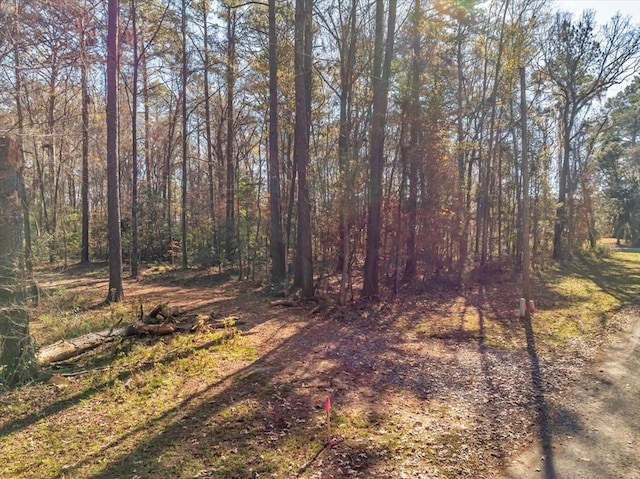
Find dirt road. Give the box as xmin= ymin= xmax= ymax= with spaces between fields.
xmin=502 ymin=314 xmax=640 ymax=479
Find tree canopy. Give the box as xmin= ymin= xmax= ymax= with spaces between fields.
xmin=0 ymin=0 xmax=639 ymax=300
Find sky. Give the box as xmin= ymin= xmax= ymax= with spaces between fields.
xmin=555 ymin=0 xmax=640 ymax=25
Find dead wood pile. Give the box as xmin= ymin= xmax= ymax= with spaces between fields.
xmin=36 ymin=323 xmax=138 ymax=366
xmin=36 ymin=304 xmax=241 ymax=366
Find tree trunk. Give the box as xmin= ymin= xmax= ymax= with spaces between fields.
xmin=481 ymin=0 xmax=509 ymax=266
xmin=0 ymin=137 xmax=38 ymax=387
xmin=553 ymin=104 xmax=570 ymax=260
xmin=362 ymin=0 xmax=397 ymax=299
xmin=268 ymin=0 xmax=286 ymax=287
xmin=402 ymin=0 xmax=422 ymax=284
xmin=454 ymin=24 xmax=469 ymax=282
xmin=106 ymin=0 xmax=124 ymax=302
xmin=12 ymin=12 xmax=34 ymax=280
xmin=36 ymin=323 xmax=137 ymax=366
xmin=142 ymin=45 xmax=152 ymax=194
xmin=202 ymin=1 xmax=217 ymax=259
xmin=225 ymin=6 xmax=237 ymax=263
xmin=337 ymin=0 xmax=359 ymax=304
xmin=130 ymin=0 xmax=139 ymax=276
xmin=520 ymin=67 xmax=532 ymax=318
xmin=81 ymin=11 xmax=91 ymax=266
xmin=180 ymin=0 xmax=189 ymax=269
xmin=293 ymin=0 xmax=314 ymax=298
xmin=285 ymin=136 xmax=296 ymax=271
xmin=164 ymin=105 xmax=179 ymax=265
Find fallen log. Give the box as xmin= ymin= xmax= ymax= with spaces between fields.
xmin=269 ymin=296 xmax=328 ymax=313
xmin=209 ymin=316 xmax=244 ymax=329
xmin=133 ymin=322 xmax=176 ymax=335
xmin=36 ymin=323 xmax=138 ymax=366
xmin=36 ymin=305 xmax=234 ymax=365
xmin=141 ymin=303 xmax=180 ymax=325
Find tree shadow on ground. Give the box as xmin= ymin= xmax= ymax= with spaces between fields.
xmin=17 ymin=290 xmax=532 ymax=478
xmin=566 ymin=252 xmax=640 ymax=307
xmin=0 ymin=333 xmax=232 ymax=439
xmin=6 ymin=253 xmax=638 ymax=478
xmin=521 ymin=314 xmax=557 ymax=478
xmin=63 ymin=318 xmax=396 ymax=478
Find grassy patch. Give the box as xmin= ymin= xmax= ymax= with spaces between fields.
xmin=0 ymin=329 xmax=256 ymax=479
xmin=403 ymin=249 xmax=640 ymax=354
xmin=31 ymin=300 xmax=136 ymax=348
xmin=531 ymin=250 xmax=640 ymax=350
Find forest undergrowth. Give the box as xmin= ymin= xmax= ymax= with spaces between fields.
xmin=1 ymin=244 xmax=639 ymax=479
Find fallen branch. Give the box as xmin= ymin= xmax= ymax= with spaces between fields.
xmin=36 ymin=304 xmax=238 ymax=365
xmin=141 ymin=303 xmax=179 ymax=325
xmin=133 ymin=322 xmax=176 ymax=335
xmin=209 ymin=317 xmax=245 ymax=329
xmin=36 ymin=323 xmax=137 ymax=366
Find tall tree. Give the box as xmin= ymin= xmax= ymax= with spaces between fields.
xmin=106 ymin=0 xmax=124 ymax=302
xmin=315 ymin=0 xmax=362 ymax=303
xmin=80 ymin=2 xmax=91 ymax=265
xmin=180 ymin=0 xmax=189 ymax=269
xmin=453 ymin=15 xmax=472 ymax=281
xmin=520 ymin=66 xmax=532 ymax=317
xmin=478 ymin=0 xmax=509 ymax=266
xmin=0 ymin=137 xmax=38 ymax=387
xmin=130 ymin=0 xmax=139 ymax=276
xmin=402 ymin=0 xmax=423 ymax=283
xmin=293 ymin=0 xmax=314 ymax=297
xmin=362 ymin=0 xmax=397 ymax=299
xmin=11 ymin=0 xmax=33 ymax=276
xmin=268 ymin=0 xmax=286 ymax=286
xmin=545 ymin=11 xmax=640 ymax=259
xmin=225 ymin=5 xmax=237 ymax=263
xmin=199 ymin=0 xmax=218 ymax=261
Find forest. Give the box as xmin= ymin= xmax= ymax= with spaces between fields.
xmin=1 ymin=1 xmax=640 ymax=476
xmin=1 ymin=0 xmax=639 ymax=300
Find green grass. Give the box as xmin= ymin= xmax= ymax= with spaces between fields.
xmin=31 ymin=301 xmax=135 ymax=349
xmin=0 ymin=329 xmax=489 ymax=478
xmin=0 ymin=329 xmax=256 ymax=479
xmin=531 ymin=250 xmax=640 ymax=350
xmin=404 ymin=248 xmax=640 ymax=354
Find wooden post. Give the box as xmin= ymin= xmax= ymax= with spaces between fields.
xmin=0 ymin=136 xmax=38 ymax=387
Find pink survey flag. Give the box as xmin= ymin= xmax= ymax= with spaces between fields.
xmin=325 ymin=396 xmax=331 ymax=415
